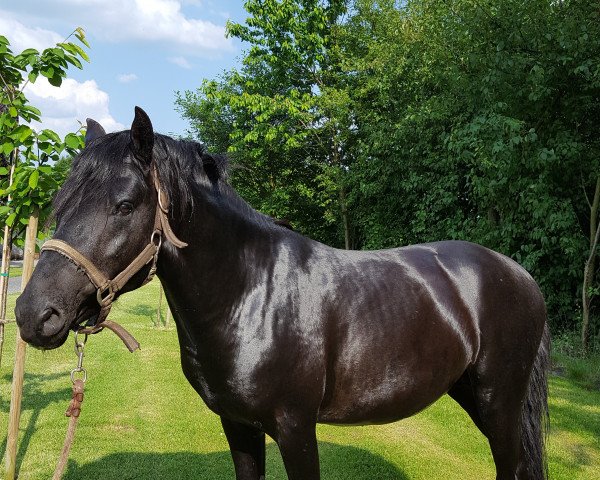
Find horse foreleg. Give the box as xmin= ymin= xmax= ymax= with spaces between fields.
xmin=221 ymin=417 xmax=266 ymax=480
xmin=275 ymin=417 xmax=320 ymax=480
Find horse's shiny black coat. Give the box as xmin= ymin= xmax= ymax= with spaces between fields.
xmin=16 ymin=108 xmax=550 ymax=479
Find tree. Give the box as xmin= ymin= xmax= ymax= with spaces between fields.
xmin=178 ymin=0 xmax=600 ymax=345
xmin=0 ymin=29 xmax=88 ymax=243
xmin=177 ymin=0 xmax=352 ymax=247
xmin=344 ymin=0 xmax=600 ymax=341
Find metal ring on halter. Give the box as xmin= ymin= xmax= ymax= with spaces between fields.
xmin=150 ymin=230 xmax=163 ymax=249
xmin=157 ymin=188 xmax=168 ymax=213
xmin=71 ymin=332 xmax=88 ymax=383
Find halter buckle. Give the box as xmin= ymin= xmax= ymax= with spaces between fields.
xmin=96 ymin=283 xmax=115 ymax=307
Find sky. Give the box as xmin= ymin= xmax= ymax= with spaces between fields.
xmin=0 ymin=0 xmax=248 ymax=138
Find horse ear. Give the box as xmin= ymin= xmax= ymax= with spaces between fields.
xmin=130 ymin=106 xmax=154 ymax=163
xmin=201 ymin=151 xmax=221 ymax=184
xmin=85 ymin=118 xmax=106 ymax=146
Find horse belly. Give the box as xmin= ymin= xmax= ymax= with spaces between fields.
xmin=317 ymin=371 xmax=461 ymax=425
xmin=317 ymin=337 xmax=469 ymax=425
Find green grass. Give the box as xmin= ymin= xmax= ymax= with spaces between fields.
xmin=551 ymin=331 xmax=600 ymax=391
xmin=8 ymin=267 xmax=22 ymax=278
xmin=0 ymin=281 xmax=599 ymax=479
xmin=0 ymin=265 xmax=23 ymax=278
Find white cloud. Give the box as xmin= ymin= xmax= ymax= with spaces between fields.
xmin=0 ymin=17 xmax=123 ymax=138
xmin=168 ymin=56 xmax=192 ymax=69
xmin=28 ymin=0 xmax=233 ymax=56
xmin=0 ymin=15 xmax=62 ymax=53
xmin=24 ymin=78 xmax=124 ymax=138
xmin=117 ymin=73 xmax=139 ymax=83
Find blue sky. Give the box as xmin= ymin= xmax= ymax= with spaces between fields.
xmin=0 ymin=0 xmax=248 ymax=137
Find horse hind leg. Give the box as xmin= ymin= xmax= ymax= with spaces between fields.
xmin=447 ymin=371 xmax=486 ymax=434
xmin=274 ymin=414 xmax=320 ymax=480
xmin=448 ymin=367 xmax=523 ymax=479
xmin=448 ymin=370 xmax=522 ymax=479
xmin=461 ymin=326 xmax=550 ymax=480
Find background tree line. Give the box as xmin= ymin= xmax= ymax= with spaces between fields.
xmin=177 ymin=0 xmax=599 ymax=349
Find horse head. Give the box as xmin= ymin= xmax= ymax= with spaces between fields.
xmin=16 ymin=107 xmax=162 ymax=349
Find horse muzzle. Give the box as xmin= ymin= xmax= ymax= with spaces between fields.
xmin=15 ymin=292 xmax=72 ymax=349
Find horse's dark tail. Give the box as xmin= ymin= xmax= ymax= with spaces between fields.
xmin=520 ymin=322 xmax=550 ymax=479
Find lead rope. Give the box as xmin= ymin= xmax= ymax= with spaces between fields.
xmin=52 ymin=332 xmax=87 ymax=480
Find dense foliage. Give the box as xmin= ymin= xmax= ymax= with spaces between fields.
xmin=177 ymin=0 xmax=599 ymax=345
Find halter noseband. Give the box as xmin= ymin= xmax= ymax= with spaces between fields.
xmin=40 ymin=165 xmax=187 ymax=351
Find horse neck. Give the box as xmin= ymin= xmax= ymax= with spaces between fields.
xmin=156 ymin=183 xmax=287 ymax=322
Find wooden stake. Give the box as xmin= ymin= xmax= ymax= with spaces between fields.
xmin=0 ymin=224 xmax=13 ymax=368
xmin=157 ymin=282 xmax=163 ymax=327
xmin=0 ymin=158 xmax=16 ymax=368
xmin=4 ymin=207 xmax=38 ymax=480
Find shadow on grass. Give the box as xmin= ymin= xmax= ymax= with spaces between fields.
xmin=0 ymin=371 xmax=71 ymax=475
xmin=63 ymin=442 xmax=408 ymax=479
xmin=121 ymin=303 xmax=155 ymax=319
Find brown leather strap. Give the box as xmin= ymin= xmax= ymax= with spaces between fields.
xmin=152 ymin=165 xmax=188 ymax=248
xmin=108 ymin=242 xmax=159 ymax=291
xmin=101 ymin=320 xmax=141 ymax=352
xmin=42 ymin=239 xmax=159 ymax=298
xmin=41 ymin=240 xmax=110 ymax=291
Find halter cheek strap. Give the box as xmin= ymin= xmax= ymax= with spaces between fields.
xmin=40 ymin=165 xmax=187 ymax=352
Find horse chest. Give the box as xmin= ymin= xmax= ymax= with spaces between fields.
xmin=177 ymin=339 xmax=267 ymax=418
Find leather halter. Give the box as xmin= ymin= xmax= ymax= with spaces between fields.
xmin=40 ymin=165 xmax=187 ymax=352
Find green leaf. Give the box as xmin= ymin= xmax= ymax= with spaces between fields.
xmin=2 ymin=142 xmax=14 ymax=156
xmin=41 ymin=129 xmax=61 ymax=143
xmin=12 ymin=125 xmax=33 ymax=143
xmin=40 ymin=66 xmax=55 ymax=78
xmin=28 ymin=169 xmax=39 ymax=189
xmin=69 ymin=43 xmax=90 ymax=62
xmin=64 ymin=133 xmax=81 ymax=149
xmin=48 ymin=75 xmax=62 ymax=87
xmin=6 ymin=213 xmax=16 ymax=227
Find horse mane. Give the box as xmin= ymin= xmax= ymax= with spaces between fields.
xmin=53 ymin=131 xmax=290 ymax=233
xmin=53 ymin=131 xmax=229 ymax=223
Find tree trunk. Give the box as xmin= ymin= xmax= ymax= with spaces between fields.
xmin=157 ymin=282 xmax=163 ymax=327
xmin=0 ymin=156 xmax=16 ymax=368
xmin=582 ymin=176 xmax=600 ymax=352
xmin=339 ymin=184 xmax=350 ymax=250
xmin=331 ymin=137 xmax=351 ymax=250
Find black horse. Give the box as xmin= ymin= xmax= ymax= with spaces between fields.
xmin=16 ymin=108 xmax=549 ymax=479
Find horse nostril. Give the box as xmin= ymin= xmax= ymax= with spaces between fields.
xmin=40 ymin=308 xmax=64 ymax=337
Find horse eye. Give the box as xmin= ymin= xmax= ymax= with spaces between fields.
xmin=117 ymin=201 xmax=133 ymax=216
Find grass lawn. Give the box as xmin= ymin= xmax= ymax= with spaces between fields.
xmin=0 ymin=281 xmax=598 ymax=479
xmin=0 ymin=266 xmax=22 ymax=278
xmin=8 ymin=267 xmax=22 ymax=278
